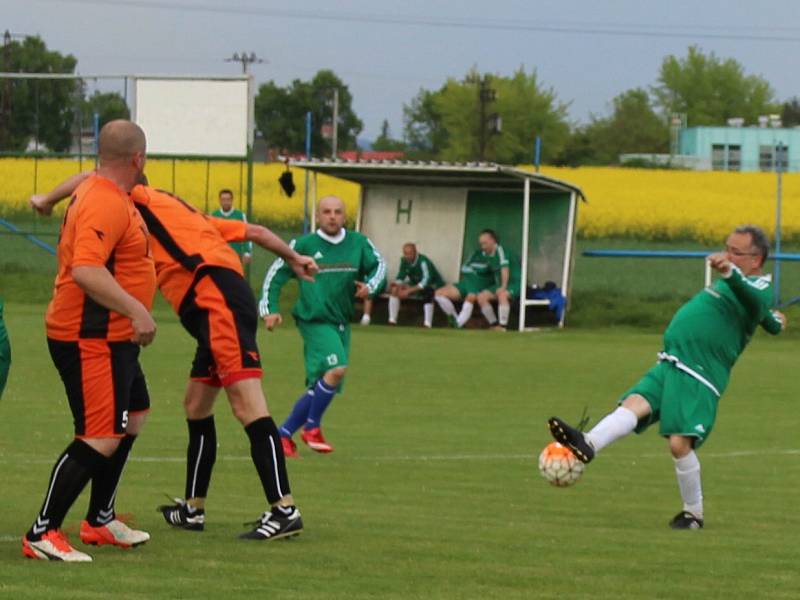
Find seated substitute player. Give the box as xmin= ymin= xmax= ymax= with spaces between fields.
xmin=434 ymin=229 xmax=508 ymax=329
xmin=23 ymin=120 xmax=157 ymax=562
xmin=260 ymin=195 xmax=386 ymax=457
xmin=549 ymin=225 xmax=787 ymax=529
xmin=360 ymin=242 xmax=444 ymax=328
xmin=32 ymin=173 xmax=318 ymax=541
xmin=477 ymin=249 xmax=521 ymax=331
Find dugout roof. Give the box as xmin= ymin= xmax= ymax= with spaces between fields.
xmin=289 ymin=159 xmax=585 ymax=198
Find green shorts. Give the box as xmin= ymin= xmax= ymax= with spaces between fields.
xmin=620 ymin=360 xmax=719 ymax=447
xmin=454 ymin=280 xmax=480 ymax=297
xmin=0 ymin=315 xmax=10 ymax=400
xmin=296 ymin=320 xmax=350 ymax=388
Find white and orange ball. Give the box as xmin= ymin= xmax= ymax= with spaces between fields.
xmin=538 ymin=441 xmax=585 ymax=487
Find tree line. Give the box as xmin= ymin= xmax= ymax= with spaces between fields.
xmin=1 ymin=35 xmax=797 ymax=165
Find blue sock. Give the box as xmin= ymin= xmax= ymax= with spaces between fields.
xmin=305 ymin=379 xmax=337 ymax=430
xmin=280 ymin=388 xmax=314 ymax=437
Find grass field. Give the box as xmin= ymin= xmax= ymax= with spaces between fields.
xmin=1 ymin=299 xmax=799 ymax=599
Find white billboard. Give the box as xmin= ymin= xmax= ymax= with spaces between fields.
xmin=133 ymin=77 xmax=251 ymax=157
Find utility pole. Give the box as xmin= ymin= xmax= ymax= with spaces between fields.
xmin=331 ymin=88 xmax=339 ymax=159
xmin=225 ymin=52 xmax=265 ymax=74
xmin=476 ymin=76 xmax=500 ymax=162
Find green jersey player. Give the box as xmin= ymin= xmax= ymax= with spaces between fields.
xmin=260 ymin=195 xmax=386 ymax=457
xmin=360 ymin=243 xmax=445 ymax=328
xmin=0 ymin=298 xmax=10 ymax=399
xmin=435 ymin=229 xmax=514 ymax=329
xmin=211 ymin=189 xmax=253 ymax=264
xmin=549 ymin=225 xmax=786 ymax=529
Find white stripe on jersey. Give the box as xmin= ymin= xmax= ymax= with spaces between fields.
xmin=259 ymin=239 xmax=296 ymax=317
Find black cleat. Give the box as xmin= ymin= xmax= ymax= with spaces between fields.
xmin=669 ymin=511 xmax=704 ymax=530
xmin=157 ymin=497 xmax=205 ymax=531
xmin=239 ymin=506 xmax=303 ymax=541
xmin=548 ymin=416 xmax=595 ymax=464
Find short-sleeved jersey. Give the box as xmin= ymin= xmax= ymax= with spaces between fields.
xmin=396 ymin=253 xmax=445 ymax=289
xmin=260 ymin=228 xmax=386 ymax=324
xmin=662 ymin=266 xmax=783 ymax=395
xmin=494 ymin=251 xmax=521 ymax=289
xmin=131 ymin=185 xmax=246 ymax=312
xmin=45 ymin=174 xmax=156 ymax=341
xmin=211 ymin=207 xmax=252 ymax=258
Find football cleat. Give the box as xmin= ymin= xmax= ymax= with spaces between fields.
xmin=548 ymin=416 xmax=595 ymax=464
xmin=300 ymin=427 xmax=333 ymax=453
xmin=157 ymin=497 xmax=205 ymax=531
xmin=281 ymin=436 xmax=299 ymax=458
xmin=669 ymin=511 xmax=704 ymax=530
xmin=80 ymin=519 xmax=150 ymax=548
xmin=239 ymin=506 xmax=303 ymax=541
xmin=22 ymin=530 xmax=92 ymax=562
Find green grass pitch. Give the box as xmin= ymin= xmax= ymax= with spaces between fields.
xmin=1 ymin=300 xmax=799 ymax=599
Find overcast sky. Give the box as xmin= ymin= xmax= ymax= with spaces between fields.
xmin=4 ymin=0 xmax=800 ymax=141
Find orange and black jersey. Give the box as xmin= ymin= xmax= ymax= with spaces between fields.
xmin=46 ymin=174 xmax=156 ymax=342
xmin=129 ymin=185 xmax=247 ymax=312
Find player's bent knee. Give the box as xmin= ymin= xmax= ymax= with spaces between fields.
xmin=325 ymin=366 xmax=347 ymax=386
xmin=621 ymin=394 xmax=652 ymax=419
xmin=668 ymin=435 xmax=694 ymax=458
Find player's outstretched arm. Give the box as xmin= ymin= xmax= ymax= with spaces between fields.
xmin=760 ymin=310 xmax=786 ymax=335
xmin=258 ymin=251 xmax=295 ymax=324
xmin=30 ymin=171 xmax=92 ymax=215
xmin=245 ymin=224 xmax=318 ymax=282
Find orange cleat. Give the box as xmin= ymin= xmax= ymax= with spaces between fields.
xmin=22 ymin=529 xmax=92 ymax=562
xmin=80 ymin=519 xmax=150 ymax=548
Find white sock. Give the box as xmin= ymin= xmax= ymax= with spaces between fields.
xmin=498 ymin=303 xmax=510 ymax=326
xmin=674 ymin=450 xmax=703 ymax=519
xmin=423 ymin=302 xmax=434 ymax=327
xmin=480 ymin=303 xmax=497 ymax=325
xmin=388 ymin=296 xmax=400 ymax=323
xmin=456 ymin=301 xmax=474 ymax=327
xmin=435 ymin=296 xmax=457 ymax=317
xmin=585 ymin=406 xmax=638 ymax=453
xmin=360 ymin=313 xmax=370 ymax=325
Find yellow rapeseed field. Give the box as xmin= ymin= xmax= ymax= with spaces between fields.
xmin=0 ymin=157 xmax=359 ymax=228
xmin=1 ymin=158 xmax=798 ymax=241
xmin=539 ymin=166 xmax=800 ymax=242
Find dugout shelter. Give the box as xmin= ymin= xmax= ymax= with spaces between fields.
xmin=291 ymin=159 xmax=584 ymax=330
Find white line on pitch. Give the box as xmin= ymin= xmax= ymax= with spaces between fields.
xmin=0 ymin=448 xmax=799 ymax=466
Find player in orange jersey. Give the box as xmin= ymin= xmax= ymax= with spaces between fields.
xmin=23 ymin=121 xmax=156 ymax=562
xmin=32 ymin=173 xmax=317 ymax=541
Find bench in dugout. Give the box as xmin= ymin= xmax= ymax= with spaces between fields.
xmin=356 ymin=284 xmax=564 ymax=329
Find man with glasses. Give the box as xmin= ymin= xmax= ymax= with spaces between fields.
xmin=548 ymin=225 xmax=786 ymax=530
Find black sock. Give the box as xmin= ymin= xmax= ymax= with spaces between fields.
xmin=185 ymin=416 xmax=216 ymax=501
xmin=86 ymin=434 xmax=136 ymax=526
xmin=245 ymin=417 xmax=291 ymax=505
xmin=27 ymin=440 xmax=107 ymax=540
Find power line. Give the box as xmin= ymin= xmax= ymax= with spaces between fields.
xmin=29 ymin=0 xmax=800 ymax=43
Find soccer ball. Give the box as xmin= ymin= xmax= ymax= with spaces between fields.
xmin=538 ymin=441 xmax=585 ymax=487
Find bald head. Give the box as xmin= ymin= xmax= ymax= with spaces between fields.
xmin=98 ymin=120 xmax=146 ymax=165
xmin=317 ymin=195 xmax=346 ymax=236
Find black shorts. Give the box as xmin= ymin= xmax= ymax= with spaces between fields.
xmin=48 ymin=338 xmax=150 ymax=438
xmin=178 ymin=266 xmax=262 ymax=387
